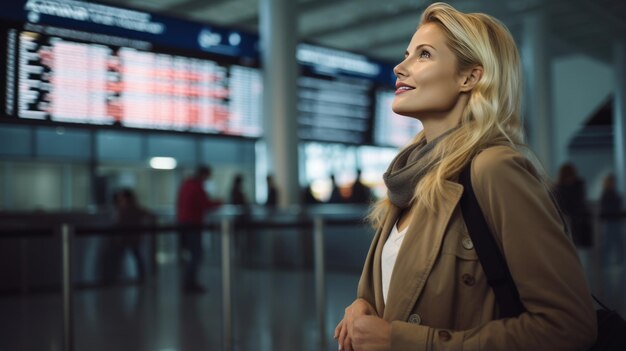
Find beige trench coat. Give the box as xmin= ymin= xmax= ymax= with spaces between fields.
xmin=357 ymin=146 xmax=597 ymax=350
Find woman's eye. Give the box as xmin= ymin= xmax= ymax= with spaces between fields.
xmin=419 ymin=50 xmax=431 ymax=59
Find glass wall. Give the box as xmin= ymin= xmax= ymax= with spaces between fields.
xmin=300 ymin=142 xmax=397 ymax=202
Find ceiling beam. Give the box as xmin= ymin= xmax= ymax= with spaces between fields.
xmin=231 ymin=0 xmax=350 ymax=29
xmin=569 ymin=0 xmax=626 ymax=40
xmin=304 ymin=0 xmax=488 ymax=40
xmin=304 ymin=4 xmax=427 ymax=39
xmin=368 ymin=42 xmax=410 ymax=62
xmin=299 ymin=0 xmax=352 ymax=13
xmin=166 ymin=0 xmax=231 ymax=13
xmin=313 ymin=10 xmax=427 ymax=45
xmin=235 ymin=13 xmax=258 ymax=28
xmin=353 ymin=34 xmax=414 ymax=52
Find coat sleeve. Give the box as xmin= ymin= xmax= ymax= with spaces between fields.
xmin=388 ymin=146 xmax=597 ymax=351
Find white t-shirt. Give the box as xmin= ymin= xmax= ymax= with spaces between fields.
xmin=381 ymin=221 xmax=409 ymax=304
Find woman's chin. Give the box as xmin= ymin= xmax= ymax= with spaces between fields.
xmin=391 ymin=107 xmax=419 ymax=119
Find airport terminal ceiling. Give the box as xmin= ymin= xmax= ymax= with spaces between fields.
xmin=0 ymin=0 xmax=623 ymax=178
xmin=3 ymin=0 xmax=624 ymax=143
xmin=98 ymin=0 xmax=626 ymax=64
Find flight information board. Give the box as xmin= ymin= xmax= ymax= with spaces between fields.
xmin=5 ymin=25 xmax=262 ymax=137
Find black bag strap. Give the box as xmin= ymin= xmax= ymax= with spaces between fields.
xmin=459 ymin=162 xmax=526 ymax=318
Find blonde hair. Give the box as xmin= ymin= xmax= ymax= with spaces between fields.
xmin=368 ymin=2 xmax=525 ymax=229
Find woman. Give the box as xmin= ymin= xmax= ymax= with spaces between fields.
xmin=335 ymin=3 xmax=596 ymax=351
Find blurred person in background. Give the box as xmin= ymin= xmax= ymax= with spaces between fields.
xmin=335 ymin=3 xmax=596 ymax=350
xmin=600 ymin=174 xmax=626 ymax=306
xmin=176 ymin=165 xmax=222 ymax=293
xmin=599 ymin=173 xmax=623 ymax=266
xmin=327 ymin=174 xmax=344 ymax=203
xmin=347 ymin=169 xmax=372 ymax=204
xmin=230 ymin=173 xmax=248 ymax=206
xmin=230 ymin=173 xmax=251 ymax=259
xmin=265 ymin=174 xmax=279 ymax=208
xmin=102 ymin=188 xmax=153 ymax=284
xmin=554 ymin=163 xmax=592 ymax=248
xmin=599 ymin=173 xmax=624 ymax=306
xmin=302 ymin=183 xmax=319 ymax=205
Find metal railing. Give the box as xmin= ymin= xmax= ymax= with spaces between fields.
xmin=0 ymin=211 xmax=367 ymax=351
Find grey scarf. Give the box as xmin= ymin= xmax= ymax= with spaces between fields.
xmin=383 ymin=128 xmax=458 ymax=208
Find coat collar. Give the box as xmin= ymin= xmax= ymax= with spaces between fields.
xmin=381 ymin=179 xmax=464 ymax=321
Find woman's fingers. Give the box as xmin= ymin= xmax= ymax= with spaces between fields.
xmin=343 ymin=335 xmax=354 ymax=351
xmin=338 ymin=298 xmax=376 ymax=350
xmin=338 ymin=321 xmax=348 ymax=350
xmin=334 ymin=320 xmax=343 ymax=339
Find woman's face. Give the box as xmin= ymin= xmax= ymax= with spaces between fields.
xmin=392 ymin=23 xmax=465 ymax=119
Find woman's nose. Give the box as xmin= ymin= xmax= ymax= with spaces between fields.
xmin=393 ymin=61 xmax=407 ymax=78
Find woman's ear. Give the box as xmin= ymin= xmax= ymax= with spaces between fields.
xmin=460 ymin=66 xmax=484 ymax=92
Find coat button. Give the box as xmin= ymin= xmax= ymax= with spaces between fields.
xmin=462 ymin=236 xmax=474 ymax=250
xmin=462 ymin=273 xmax=476 ymax=286
xmin=408 ymin=313 xmax=421 ymax=325
xmin=438 ymin=330 xmax=452 ymax=341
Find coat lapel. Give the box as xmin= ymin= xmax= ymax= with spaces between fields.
xmin=382 ymin=180 xmax=464 ymax=322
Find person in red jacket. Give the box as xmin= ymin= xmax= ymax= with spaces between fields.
xmin=176 ymin=165 xmax=221 ymax=293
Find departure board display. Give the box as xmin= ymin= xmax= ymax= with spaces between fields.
xmin=5 ymin=26 xmax=262 ymax=137
xmin=0 ymin=0 xmax=403 ymax=144
xmin=298 ymin=75 xmax=373 ymax=145
xmin=374 ymin=90 xmax=423 ymax=148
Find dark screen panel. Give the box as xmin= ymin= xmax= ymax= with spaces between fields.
xmin=297 ymin=75 xmax=373 ymax=145
xmin=373 ymin=89 xmax=423 ymax=148
xmin=296 ymin=43 xmax=398 ymax=145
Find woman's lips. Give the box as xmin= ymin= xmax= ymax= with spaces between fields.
xmin=395 ymin=86 xmax=414 ymax=95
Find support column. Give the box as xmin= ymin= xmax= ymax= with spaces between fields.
xmin=613 ymin=41 xmax=626 ymax=192
xmin=221 ymin=219 xmax=233 ymax=351
xmin=62 ymin=164 xmax=73 ymax=210
xmin=259 ymin=0 xmax=300 ymax=208
xmin=313 ymin=217 xmax=326 ymax=350
xmin=3 ymin=162 xmax=13 ymax=209
xmin=61 ymin=223 xmax=75 ymax=351
xmin=521 ymin=9 xmax=553 ymax=174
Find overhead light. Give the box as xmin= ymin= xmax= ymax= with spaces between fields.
xmin=149 ymin=157 xmax=177 ymax=170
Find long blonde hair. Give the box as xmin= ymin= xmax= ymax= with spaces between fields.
xmin=369 ymin=2 xmax=525 ymax=229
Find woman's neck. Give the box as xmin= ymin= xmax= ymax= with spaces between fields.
xmin=420 ymin=93 xmax=468 ymax=143
xmin=421 ymin=119 xmax=459 ymax=143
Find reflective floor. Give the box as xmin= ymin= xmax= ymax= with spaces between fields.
xmin=578 ymin=246 xmax=626 ymax=315
xmin=0 ymin=262 xmax=359 ymax=351
xmin=1 ymin=231 xmax=625 ymax=351
xmin=0 ymin=227 xmax=363 ymax=351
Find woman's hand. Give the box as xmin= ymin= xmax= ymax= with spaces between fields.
xmin=351 ymin=315 xmax=391 ymax=351
xmin=334 ymin=298 xmax=376 ymax=351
